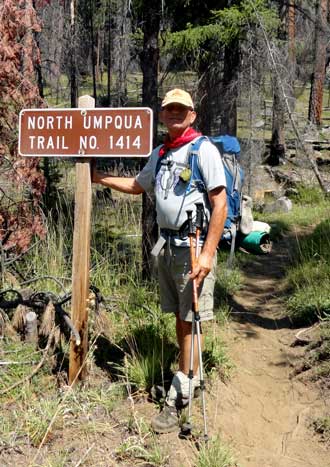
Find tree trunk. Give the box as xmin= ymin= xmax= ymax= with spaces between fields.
xmin=220 ymin=40 xmax=239 ymax=135
xmin=308 ymin=0 xmax=328 ymax=126
xmin=287 ymin=0 xmax=296 ymax=69
xmin=286 ymin=0 xmax=296 ymax=112
xmin=270 ymin=0 xmax=296 ymax=165
xmin=113 ymin=0 xmax=130 ymax=106
xmin=140 ymin=1 xmax=161 ymax=280
xmin=89 ymin=0 xmax=97 ymax=100
xmin=32 ymin=1 xmax=44 ymax=98
xmin=70 ymin=0 xmax=78 ymax=107
xmin=270 ymin=78 xmax=286 ymax=165
xmin=107 ymin=1 xmax=111 ymax=105
xmin=198 ymin=59 xmax=212 ymax=135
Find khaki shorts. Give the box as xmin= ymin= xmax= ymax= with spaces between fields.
xmin=158 ymin=244 xmax=217 ymax=322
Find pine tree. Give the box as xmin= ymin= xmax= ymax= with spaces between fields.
xmin=0 ymin=0 xmax=45 ymax=257
xmin=308 ymin=0 xmax=328 ymax=126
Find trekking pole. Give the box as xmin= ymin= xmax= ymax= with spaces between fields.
xmin=181 ymin=210 xmax=196 ymax=437
xmin=182 ymin=204 xmax=208 ymax=442
xmin=194 ymin=203 xmax=208 ymax=442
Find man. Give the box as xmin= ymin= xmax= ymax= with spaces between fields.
xmin=92 ymin=88 xmax=227 ymax=433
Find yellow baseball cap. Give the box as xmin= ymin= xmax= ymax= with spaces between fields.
xmin=161 ymin=88 xmax=194 ymax=109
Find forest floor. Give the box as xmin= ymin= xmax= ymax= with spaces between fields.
xmin=142 ymin=230 xmax=330 ymax=467
xmin=210 ymin=232 xmax=330 ymax=467
xmin=1 ymin=230 xmax=329 ymax=467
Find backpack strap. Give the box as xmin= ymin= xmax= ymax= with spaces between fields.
xmin=155 ymin=136 xmax=208 ymax=194
xmin=155 ymin=146 xmax=166 ymax=177
xmin=186 ymin=136 xmax=208 ymax=193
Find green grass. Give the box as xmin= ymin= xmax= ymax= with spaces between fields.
xmin=42 ymin=70 xmax=198 ymax=108
xmin=203 ymin=331 xmax=233 ymax=379
xmin=35 ymin=450 xmax=72 ymax=467
xmin=286 ymin=219 xmax=330 ymax=324
xmin=23 ymin=398 xmax=62 ymax=446
xmin=115 ymin=413 xmax=169 ymax=466
xmin=312 ymin=415 xmax=330 ymax=443
xmin=0 ymin=341 xmax=53 ymax=399
xmin=278 ymin=190 xmax=330 ymax=434
xmin=308 ymin=321 xmax=330 ymax=378
xmin=214 ymin=252 xmax=242 ymax=306
xmin=196 ymin=436 xmax=237 ymax=467
xmin=256 ymin=198 xmax=330 ymax=230
xmin=119 ymin=322 xmax=177 ymax=393
xmin=252 ymin=184 xmax=330 ymax=325
xmin=116 ymin=432 xmax=169 ymax=466
xmin=0 ymin=339 xmax=60 ymax=448
xmin=0 ymin=160 xmax=238 ymax=464
xmin=0 ymin=335 xmax=125 ymax=451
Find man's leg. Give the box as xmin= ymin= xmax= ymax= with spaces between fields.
xmin=151 ymin=314 xmax=202 ymax=434
xmin=162 ymin=314 xmax=202 ymax=407
xmin=176 ymin=313 xmax=201 ymax=375
xmin=151 ymin=246 xmax=212 ymax=433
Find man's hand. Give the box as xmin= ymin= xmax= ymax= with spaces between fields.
xmin=89 ymin=164 xmax=144 ymax=195
xmin=91 ymin=161 xmax=101 ymax=184
xmin=189 ymin=187 xmax=227 ymax=288
xmin=189 ymin=251 xmax=213 ymax=288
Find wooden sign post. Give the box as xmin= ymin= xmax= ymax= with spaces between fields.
xmin=19 ymin=99 xmax=153 ymax=385
xmin=68 ymin=95 xmax=93 ymax=384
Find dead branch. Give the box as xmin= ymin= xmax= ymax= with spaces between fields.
xmin=252 ymin=1 xmax=329 ymax=193
xmin=56 ymin=305 xmax=81 ymax=346
xmin=19 ymin=275 xmax=68 ymax=293
xmin=0 ymin=360 xmax=39 ymax=365
xmin=4 ymin=240 xmax=42 ymax=266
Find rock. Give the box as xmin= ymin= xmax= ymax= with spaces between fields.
xmin=263 ymin=196 xmax=293 ymax=213
xmin=276 ymin=196 xmax=293 ymax=212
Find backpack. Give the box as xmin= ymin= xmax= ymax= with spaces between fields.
xmin=156 ymin=134 xmax=245 ymax=264
xmin=210 ymin=135 xmax=245 ymax=265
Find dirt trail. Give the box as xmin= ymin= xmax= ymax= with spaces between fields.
xmin=211 ymin=237 xmax=330 ymax=467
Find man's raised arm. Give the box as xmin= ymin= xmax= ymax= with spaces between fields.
xmin=92 ymin=167 xmax=145 ymax=195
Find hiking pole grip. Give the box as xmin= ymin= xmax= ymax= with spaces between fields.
xmin=186 ymin=210 xmax=198 ymax=312
xmin=195 ymin=203 xmax=204 ymax=258
xmin=186 ymin=210 xmax=194 ymax=236
xmin=186 ymin=209 xmax=196 ymax=269
xmin=195 ymin=203 xmax=204 ymax=232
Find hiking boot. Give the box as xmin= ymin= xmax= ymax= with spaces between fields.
xmin=151 ymin=404 xmax=179 ymax=433
xmin=166 ymin=371 xmax=201 ymax=408
xmin=150 ymin=384 xmax=166 ymax=402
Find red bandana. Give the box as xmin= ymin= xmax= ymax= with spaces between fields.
xmin=159 ymin=128 xmax=202 ymax=157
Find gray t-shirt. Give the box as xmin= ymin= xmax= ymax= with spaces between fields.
xmin=136 ymin=137 xmax=226 ymax=237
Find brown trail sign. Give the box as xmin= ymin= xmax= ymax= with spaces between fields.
xmin=19 ymin=107 xmax=153 ymax=158
xmin=19 ymin=96 xmax=153 ymax=385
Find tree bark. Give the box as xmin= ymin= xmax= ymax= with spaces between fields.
xmin=89 ymin=0 xmax=97 ymax=100
xmin=270 ymin=78 xmax=286 ymax=165
xmin=308 ymin=0 xmax=328 ymax=126
xmin=70 ymin=0 xmax=78 ymax=107
xmin=220 ymin=40 xmax=239 ymax=136
xmin=140 ymin=1 xmax=161 ymax=280
xmin=270 ymin=0 xmax=296 ymax=165
xmin=198 ymin=59 xmax=212 ymax=135
xmin=107 ymin=1 xmax=111 ymax=105
xmin=287 ymin=0 xmax=296 ymax=68
xmin=113 ymin=0 xmax=130 ymax=106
